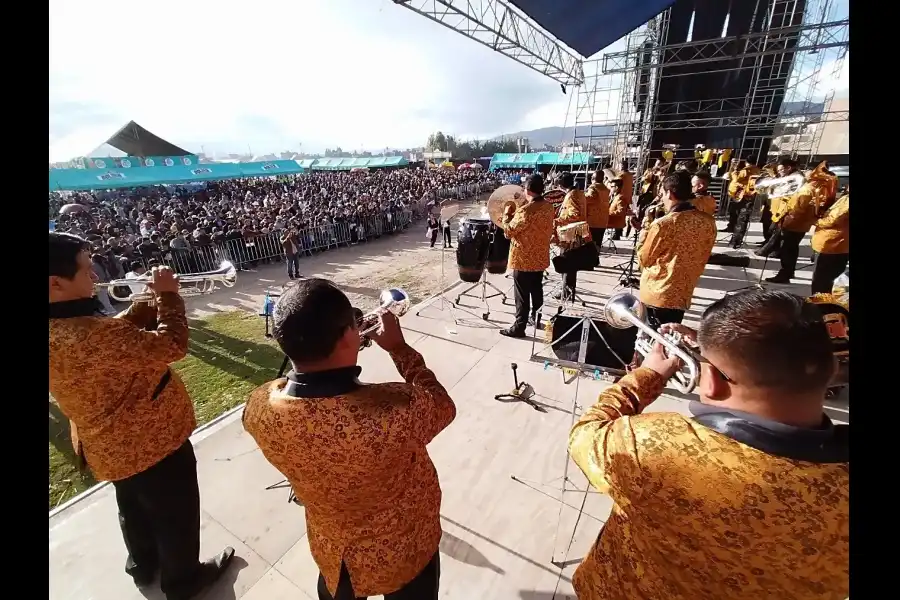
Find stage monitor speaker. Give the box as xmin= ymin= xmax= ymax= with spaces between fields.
xmin=707 ymin=253 xmax=751 ymax=268
xmin=550 ymin=315 xmax=637 ymax=370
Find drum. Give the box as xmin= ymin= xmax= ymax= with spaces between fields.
xmin=457 ymin=218 xmax=491 ymax=282
xmin=809 ymin=300 xmax=849 ymax=390
xmin=486 ymin=224 xmax=511 ymax=274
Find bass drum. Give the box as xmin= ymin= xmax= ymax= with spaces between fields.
xmin=486 ymin=224 xmax=511 ymax=274
xmin=456 ymin=218 xmax=491 ymax=283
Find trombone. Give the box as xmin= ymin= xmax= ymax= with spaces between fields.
xmin=96 ymin=261 xmax=237 ymax=303
xmin=603 ymin=292 xmax=701 ymax=394
xmin=356 ymin=288 xmax=411 ymax=350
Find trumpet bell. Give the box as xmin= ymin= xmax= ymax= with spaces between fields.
xmin=379 ymin=288 xmax=411 ymax=317
xmin=604 ymin=291 xmax=646 ymax=329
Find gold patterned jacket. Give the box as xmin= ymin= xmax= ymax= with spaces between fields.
xmin=780 ymin=183 xmax=819 ymax=233
xmin=502 ymin=198 xmax=555 ymax=272
xmin=640 ymin=169 xmax=656 ymax=195
xmin=49 ymin=294 xmax=195 ymax=481
xmin=812 ymin=194 xmax=849 ymax=254
xmin=620 ymin=171 xmax=634 ymax=204
xmin=243 ymin=344 xmax=456 ymax=598
xmin=585 ymin=182 xmax=610 ymax=228
xmin=569 ymin=369 xmax=850 ymax=600
xmin=555 ymin=189 xmax=587 ymax=228
xmin=607 ymin=192 xmax=632 ymax=230
xmin=691 ymin=193 xmax=717 ymax=216
xmin=726 ymin=166 xmax=748 ymax=199
xmin=637 ymin=204 xmax=716 ymax=310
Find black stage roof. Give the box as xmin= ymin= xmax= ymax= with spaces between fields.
xmin=509 ymin=0 xmax=676 ymax=57
xmin=104 ymin=121 xmax=190 ymax=157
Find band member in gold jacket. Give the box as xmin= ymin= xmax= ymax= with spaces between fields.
xmin=637 ymin=172 xmax=716 ymax=329
xmin=554 ymin=172 xmax=588 ymax=301
xmin=48 ymin=232 xmax=234 ymax=600
xmin=764 ymin=158 xmax=823 ymax=284
xmin=811 ymin=191 xmax=849 ymax=294
xmin=569 ymin=289 xmax=849 ymax=600
xmin=690 ymin=170 xmax=717 ymax=215
xmin=242 ymin=279 xmax=455 ymax=600
xmin=607 ymin=178 xmax=631 ymax=240
xmin=584 ymin=170 xmax=610 ymax=246
xmin=723 ymin=159 xmax=749 ymax=233
xmin=618 ymin=159 xmax=634 ymax=206
xmin=500 ymin=174 xmax=555 ymax=338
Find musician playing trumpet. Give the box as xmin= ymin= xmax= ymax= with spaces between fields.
xmin=554 ymin=172 xmax=588 ymax=301
xmin=49 ymin=232 xmax=236 ymax=599
xmin=243 ymin=279 xmax=456 ymax=599
xmin=499 ymin=174 xmax=556 ymax=338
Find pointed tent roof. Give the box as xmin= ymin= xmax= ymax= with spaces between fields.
xmin=103 ymin=121 xmax=190 ymax=157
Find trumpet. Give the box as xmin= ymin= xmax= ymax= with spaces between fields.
xmin=603 ymin=292 xmax=701 ymax=394
xmin=96 ymin=261 xmax=237 ymax=303
xmin=357 ymin=288 xmax=411 ymax=350
xmin=753 ymin=172 xmax=805 ymax=200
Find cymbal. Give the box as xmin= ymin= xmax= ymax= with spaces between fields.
xmin=486 ymin=184 xmax=526 ymax=227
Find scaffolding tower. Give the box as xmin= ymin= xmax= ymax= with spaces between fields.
xmin=573 ymin=0 xmax=848 ymax=172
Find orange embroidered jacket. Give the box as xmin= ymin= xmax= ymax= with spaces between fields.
xmin=691 ymin=193 xmax=717 ymax=216
xmin=502 ymin=198 xmax=555 ymax=272
xmin=242 ymin=344 xmax=456 ymax=598
xmin=555 ymin=189 xmax=587 ymax=228
xmin=584 ymin=183 xmax=610 ymax=228
xmin=620 ymin=171 xmax=634 ymax=205
xmin=49 ymin=294 xmax=195 ymax=482
xmin=607 ymin=192 xmax=632 ymax=230
xmin=780 ymin=184 xmax=819 ymax=233
xmin=569 ymin=369 xmax=849 ymax=600
xmin=812 ymin=194 xmax=849 ymax=254
xmin=637 ymin=206 xmax=716 ymax=310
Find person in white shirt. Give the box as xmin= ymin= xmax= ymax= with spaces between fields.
xmin=125 ymin=262 xmax=148 ymax=297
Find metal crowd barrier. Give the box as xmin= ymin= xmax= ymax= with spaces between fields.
xmin=137 ymin=210 xmax=414 ymax=275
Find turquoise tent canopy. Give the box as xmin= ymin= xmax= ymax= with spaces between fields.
xmin=489 ymin=152 xmax=595 ymax=170
xmin=49 ymin=160 xmax=305 ymax=191
xmin=311 ymin=156 xmax=408 ymax=171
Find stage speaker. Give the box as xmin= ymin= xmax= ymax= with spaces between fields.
xmin=707 ymin=253 xmax=751 ymax=267
xmin=550 ymin=315 xmax=638 ymax=370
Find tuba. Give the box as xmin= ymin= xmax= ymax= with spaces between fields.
xmin=753 ymin=172 xmax=806 ymax=200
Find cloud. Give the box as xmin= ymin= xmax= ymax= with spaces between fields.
xmin=49 ymin=0 xmax=575 ymax=160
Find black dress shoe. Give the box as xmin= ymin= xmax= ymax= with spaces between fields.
xmin=500 ymin=327 xmax=526 ymax=338
xmin=166 ymin=547 xmax=236 ymax=600
xmin=720 ymin=227 xmax=734 ymax=233
xmin=764 ymin=274 xmax=793 ymax=284
xmin=128 ymin=567 xmax=157 ymax=588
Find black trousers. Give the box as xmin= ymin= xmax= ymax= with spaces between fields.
xmin=286 ymin=254 xmax=300 ymax=278
xmin=726 ymin=199 xmax=746 ymax=230
xmin=317 ymin=553 xmax=440 ymax=600
xmin=443 ymin=228 xmax=452 ymax=247
xmin=612 ymin=229 xmax=623 ymax=240
xmin=429 ymin=229 xmax=438 ymax=247
xmin=811 ymin=252 xmax=849 ymax=295
xmin=760 ymin=201 xmax=773 ymax=241
xmin=776 ymin=230 xmax=806 ymax=278
xmin=759 ymin=226 xmax=783 ymax=256
xmin=113 ymin=440 xmax=201 ymax=596
xmin=563 ymin=272 xmax=578 ymax=299
xmin=512 ymin=270 xmax=545 ymax=330
xmin=590 ymin=227 xmax=606 ymax=250
xmin=645 ymin=306 xmax=685 ymax=330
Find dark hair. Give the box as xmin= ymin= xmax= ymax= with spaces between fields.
xmin=693 ymin=170 xmax=711 ymax=185
xmin=50 ymin=232 xmax=89 ymax=279
xmin=525 ymin=174 xmax=545 ymax=197
xmin=558 ymin=172 xmax=576 ymax=190
xmin=130 ymin=261 xmax=144 ymax=271
xmin=699 ymin=290 xmax=834 ymax=393
xmin=273 ymin=278 xmax=355 ymax=364
xmin=777 ymin=157 xmax=798 ymax=171
xmin=662 ymin=172 xmax=693 ymax=201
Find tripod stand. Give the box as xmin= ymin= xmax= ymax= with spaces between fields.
xmin=456 ymin=269 xmax=506 ymax=320
xmin=601 ymin=230 xmax=640 ymax=288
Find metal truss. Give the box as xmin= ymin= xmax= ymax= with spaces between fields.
xmin=650 ymin=108 xmax=849 ymax=131
xmin=601 ymin=18 xmax=849 ymax=74
xmin=391 ymin=0 xmax=584 ymax=86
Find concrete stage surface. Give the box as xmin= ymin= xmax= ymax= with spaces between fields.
xmin=49 ymin=226 xmax=848 ymax=600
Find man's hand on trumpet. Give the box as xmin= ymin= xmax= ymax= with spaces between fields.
xmin=370 ymin=312 xmax=406 ymax=352
xmin=146 ymin=266 xmax=180 ymax=296
xmin=640 ymin=341 xmax=683 ymax=380
xmin=660 ymin=323 xmax=699 ymax=348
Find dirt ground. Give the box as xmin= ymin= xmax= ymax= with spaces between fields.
xmin=186 ymin=198 xmax=487 ymax=318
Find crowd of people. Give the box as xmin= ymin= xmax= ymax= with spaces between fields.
xmin=49 ymin=167 xmax=500 ymax=307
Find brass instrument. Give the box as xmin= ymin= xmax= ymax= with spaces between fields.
xmin=555 ymin=221 xmax=591 ymax=252
xmin=603 ymin=292 xmax=701 ymax=394
xmin=357 ymin=288 xmax=411 ymax=350
xmin=753 ymin=172 xmax=806 ymax=200
xmin=486 ymin=184 xmax=527 ymax=228
xmin=96 ymin=261 xmax=237 ymax=303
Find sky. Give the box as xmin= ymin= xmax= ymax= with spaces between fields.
xmin=49 ymin=0 xmax=849 ymax=162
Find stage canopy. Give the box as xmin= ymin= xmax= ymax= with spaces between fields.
xmin=101 ymin=121 xmax=191 ymax=157
xmin=489 ymin=152 xmax=594 ymax=170
xmin=311 ymin=157 xmax=409 ymax=171
xmin=508 ymin=0 xmax=675 ymax=58
xmin=49 ymin=160 xmax=304 ymax=191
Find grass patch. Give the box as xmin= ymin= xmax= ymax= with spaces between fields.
xmin=49 ymin=310 xmax=282 ymax=511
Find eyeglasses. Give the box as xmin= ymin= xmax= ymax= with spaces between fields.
xmin=694 ymin=352 xmax=736 ymax=384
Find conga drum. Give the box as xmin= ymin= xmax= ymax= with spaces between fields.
xmin=456 ymin=217 xmax=491 ymax=282
xmin=485 ymin=224 xmax=511 ymax=274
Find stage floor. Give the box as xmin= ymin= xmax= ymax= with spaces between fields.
xmin=49 ymin=226 xmax=848 ymax=600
